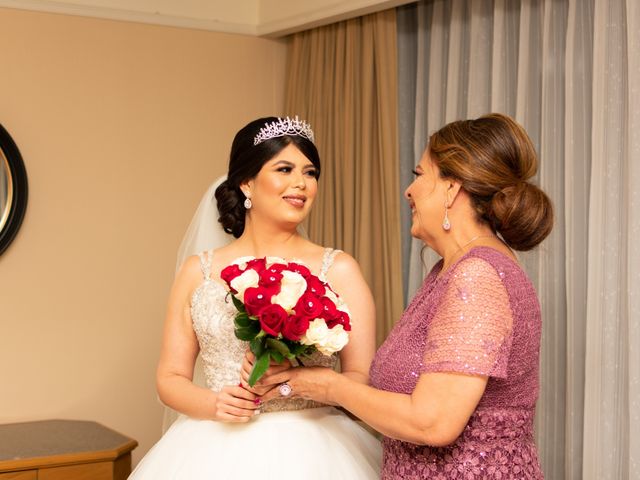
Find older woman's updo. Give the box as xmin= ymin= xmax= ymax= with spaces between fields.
xmin=215 ymin=117 xmax=321 ymax=238
xmin=429 ymin=113 xmax=553 ymax=251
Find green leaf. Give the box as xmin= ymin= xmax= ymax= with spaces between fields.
xmin=235 ymin=321 xmax=260 ymax=341
xmin=248 ymin=351 xmax=271 ymax=386
xmin=269 ymin=350 xmax=285 ymax=364
xmin=234 ymin=312 xmax=252 ymax=328
xmin=265 ymin=338 xmax=291 ymax=356
xmin=235 ymin=327 xmax=257 ymax=341
xmin=231 ymin=295 xmax=246 ymax=313
xmin=250 ymin=337 xmax=266 ymax=358
xmin=290 ymin=343 xmax=311 ymax=356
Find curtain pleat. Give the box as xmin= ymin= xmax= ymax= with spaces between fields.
xmin=626 ymin=2 xmax=640 ymax=477
xmin=284 ymin=10 xmax=404 ymax=345
xmin=564 ymin=1 xmax=593 ymax=477
xmin=537 ymin=1 xmax=569 ymax=475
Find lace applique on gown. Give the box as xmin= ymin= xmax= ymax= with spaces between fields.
xmin=129 ymin=248 xmax=381 ymax=480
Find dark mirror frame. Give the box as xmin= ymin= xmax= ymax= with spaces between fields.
xmin=0 ymin=124 xmax=28 ymax=255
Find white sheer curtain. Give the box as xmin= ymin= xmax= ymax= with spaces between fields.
xmin=397 ymin=0 xmax=639 ymax=477
xmin=583 ymin=1 xmax=639 ymax=478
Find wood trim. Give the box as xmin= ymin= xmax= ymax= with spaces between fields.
xmin=0 ymin=440 xmax=137 ymax=473
xmin=0 ymin=472 xmax=38 ymax=480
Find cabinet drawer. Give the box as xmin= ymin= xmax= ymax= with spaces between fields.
xmin=0 ymin=472 xmax=37 ymax=480
xmin=39 ymin=461 xmax=112 ymax=480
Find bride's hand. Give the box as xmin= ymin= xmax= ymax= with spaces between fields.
xmin=258 ymin=366 xmax=339 ymax=404
xmin=240 ymin=351 xmax=292 ymax=396
xmin=212 ymin=384 xmax=261 ymax=422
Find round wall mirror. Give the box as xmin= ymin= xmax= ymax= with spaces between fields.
xmin=0 ymin=124 xmax=28 ymax=255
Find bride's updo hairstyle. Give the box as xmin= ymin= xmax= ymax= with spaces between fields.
xmin=429 ymin=113 xmax=553 ymax=251
xmin=215 ymin=116 xmax=321 ymax=238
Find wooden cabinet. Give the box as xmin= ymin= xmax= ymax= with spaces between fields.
xmin=0 ymin=472 xmax=37 ymax=480
xmin=0 ymin=420 xmax=137 ymax=480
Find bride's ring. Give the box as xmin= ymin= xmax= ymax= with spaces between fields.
xmin=278 ymin=382 xmax=293 ymax=397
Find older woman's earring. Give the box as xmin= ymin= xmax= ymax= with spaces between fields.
xmin=442 ymin=205 xmax=451 ymax=231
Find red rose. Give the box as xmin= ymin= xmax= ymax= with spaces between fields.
xmin=287 ymin=262 xmax=311 ymax=278
xmin=246 ymin=258 xmax=266 ymax=273
xmin=243 ymin=286 xmax=275 ymax=317
xmin=305 ymin=275 xmax=326 ymax=296
xmin=282 ymin=315 xmax=310 ymax=341
xmin=259 ymin=269 xmax=283 ymax=289
xmin=319 ymin=296 xmax=338 ymax=320
xmin=327 ymin=311 xmax=351 ymax=331
xmin=259 ymin=304 xmax=288 ymax=336
xmin=266 ymin=263 xmax=287 ymax=274
xmin=220 ymin=264 xmax=243 ymax=288
xmin=294 ymin=293 xmax=324 ymax=319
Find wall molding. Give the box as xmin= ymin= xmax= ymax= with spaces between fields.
xmin=0 ymin=0 xmax=258 ymax=35
xmin=0 ymin=0 xmax=416 ymax=37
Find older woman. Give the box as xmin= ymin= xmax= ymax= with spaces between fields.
xmin=252 ymin=113 xmax=552 ymax=478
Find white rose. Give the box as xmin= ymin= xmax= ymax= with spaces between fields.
xmin=317 ymin=325 xmax=349 ymax=355
xmin=271 ymin=271 xmax=307 ymax=311
xmin=336 ymin=299 xmax=351 ymax=318
xmin=300 ymin=318 xmax=330 ymax=346
xmin=231 ymin=256 xmax=256 ymax=270
xmin=324 ymin=289 xmax=350 ymax=316
xmin=324 ymin=288 xmax=339 ymax=304
xmin=230 ymin=269 xmax=260 ymax=303
xmin=265 ymin=256 xmax=287 ymax=267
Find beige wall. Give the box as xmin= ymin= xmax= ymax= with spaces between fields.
xmin=0 ymin=7 xmax=286 ymax=463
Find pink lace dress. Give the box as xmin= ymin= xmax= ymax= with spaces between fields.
xmin=370 ymin=247 xmax=543 ymax=479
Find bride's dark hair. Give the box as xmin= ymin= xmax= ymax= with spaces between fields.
xmin=215 ymin=117 xmax=321 ymax=238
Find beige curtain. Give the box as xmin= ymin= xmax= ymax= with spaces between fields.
xmin=285 ymin=10 xmax=404 ymax=345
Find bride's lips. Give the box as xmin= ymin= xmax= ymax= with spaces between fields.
xmin=283 ymin=194 xmax=307 ymax=207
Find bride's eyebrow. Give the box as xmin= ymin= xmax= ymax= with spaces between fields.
xmin=272 ymin=160 xmax=315 ymax=170
xmin=272 ymin=160 xmax=294 ymax=167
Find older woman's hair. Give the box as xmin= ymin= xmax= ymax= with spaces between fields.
xmin=429 ymin=113 xmax=553 ymax=251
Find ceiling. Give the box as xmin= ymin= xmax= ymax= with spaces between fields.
xmin=0 ymin=0 xmax=415 ymax=37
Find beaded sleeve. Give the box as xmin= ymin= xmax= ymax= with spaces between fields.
xmin=421 ymin=257 xmax=513 ymax=378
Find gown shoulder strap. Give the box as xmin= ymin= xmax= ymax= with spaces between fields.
xmin=197 ymin=250 xmax=213 ymax=281
xmin=319 ymin=248 xmax=342 ymax=282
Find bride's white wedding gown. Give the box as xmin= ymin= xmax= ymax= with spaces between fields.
xmin=129 ymin=249 xmax=382 ymax=479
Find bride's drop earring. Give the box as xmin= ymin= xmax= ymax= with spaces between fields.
xmin=242 ymin=190 xmax=252 ymax=209
xmin=442 ymin=203 xmax=451 ymax=231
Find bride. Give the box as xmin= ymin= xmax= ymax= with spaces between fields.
xmin=129 ymin=116 xmax=381 ymax=479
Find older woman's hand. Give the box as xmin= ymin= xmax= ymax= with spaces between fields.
xmin=240 ymin=351 xmax=292 ymax=396
xmin=257 ymin=365 xmax=340 ymax=404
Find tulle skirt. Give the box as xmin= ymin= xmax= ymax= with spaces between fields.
xmin=129 ymin=407 xmax=381 ymax=479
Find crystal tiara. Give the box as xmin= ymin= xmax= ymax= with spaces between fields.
xmin=253 ymin=116 xmax=315 ymax=145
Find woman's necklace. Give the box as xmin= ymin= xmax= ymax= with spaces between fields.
xmin=453 ymin=234 xmax=496 ymax=257
xmin=439 ymin=234 xmax=496 ymax=277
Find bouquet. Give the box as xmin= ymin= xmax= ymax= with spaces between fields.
xmin=221 ymin=256 xmax=352 ymax=386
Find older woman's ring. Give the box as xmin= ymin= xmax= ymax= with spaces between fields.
xmin=279 ymin=382 xmax=293 ymax=397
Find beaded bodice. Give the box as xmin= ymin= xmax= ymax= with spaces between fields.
xmin=370 ymin=247 xmax=543 ymax=478
xmin=190 ymin=248 xmax=340 ymax=413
